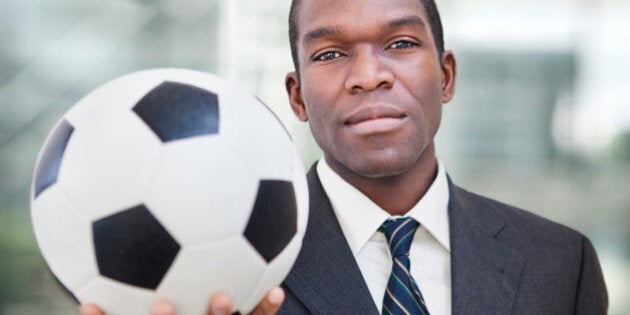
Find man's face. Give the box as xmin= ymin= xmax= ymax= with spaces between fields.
xmin=286 ymin=0 xmax=456 ymax=179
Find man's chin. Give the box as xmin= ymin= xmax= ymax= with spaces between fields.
xmin=343 ymin=156 xmax=412 ymax=179
xmin=355 ymin=165 xmax=407 ymax=179
xmin=325 ymin=146 xmax=424 ymax=181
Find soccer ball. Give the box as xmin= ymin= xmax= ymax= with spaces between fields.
xmin=30 ymin=69 xmax=308 ymax=314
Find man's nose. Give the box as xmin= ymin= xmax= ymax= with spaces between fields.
xmin=344 ymin=46 xmax=394 ymax=93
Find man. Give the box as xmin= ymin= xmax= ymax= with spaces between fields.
xmin=82 ymin=0 xmax=608 ymax=314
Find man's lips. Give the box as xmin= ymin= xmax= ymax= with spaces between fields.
xmin=345 ymin=105 xmax=407 ymax=125
xmin=344 ymin=105 xmax=408 ymax=134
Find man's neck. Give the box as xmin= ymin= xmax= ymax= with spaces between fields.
xmin=326 ymin=145 xmax=438 ymax=216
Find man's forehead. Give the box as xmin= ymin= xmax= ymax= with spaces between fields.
xmin=296 ymin=0 xmax=428 ymax=37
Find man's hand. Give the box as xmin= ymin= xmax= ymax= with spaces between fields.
xmin=78 ymin=286 xmax=285 ymax=315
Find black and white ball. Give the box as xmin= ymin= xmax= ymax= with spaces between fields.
xmin=30 ymin=69 xmax=308 ymax=314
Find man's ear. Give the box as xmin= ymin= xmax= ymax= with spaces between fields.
xmin=285 ymin=72 xmax=308 ymax=122
xmin=441 ymin=51 xmax=457 ymax=103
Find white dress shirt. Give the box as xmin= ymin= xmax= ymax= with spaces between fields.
xmin=317 ymin=158 xmax=451 ymax=315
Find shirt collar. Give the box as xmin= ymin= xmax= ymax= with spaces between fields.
xmin=317 ymin=158 xmax=451 ymax=255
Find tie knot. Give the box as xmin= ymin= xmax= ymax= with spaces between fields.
xmin=380 ymin=217 xmax=419 ymax=257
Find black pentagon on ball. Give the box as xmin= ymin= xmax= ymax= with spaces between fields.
xmin=133 ymin=81 xmax=219 ymax=142
xmin=33 ymin=119 xmax=74 ymax=198
xmin=244 ymin=180 xmax=298 ymax=263
xmin=92 ymin=204 xmax=180 ymax=290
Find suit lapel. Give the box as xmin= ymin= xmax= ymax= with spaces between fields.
xmin=448 ymin=181 xmax=524 ymax=315
xmin=283 ymin=166 xmax=379 ymax=314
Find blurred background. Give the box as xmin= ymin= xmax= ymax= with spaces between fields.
xmin=0 ymin=0 xmax=628 ymax=314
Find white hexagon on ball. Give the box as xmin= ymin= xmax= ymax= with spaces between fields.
xmin=145 ymin=136 xmax=260 ymax=246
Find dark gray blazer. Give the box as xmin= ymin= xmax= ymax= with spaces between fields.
xmin=279 ymin=165 xmax=608 ymax=314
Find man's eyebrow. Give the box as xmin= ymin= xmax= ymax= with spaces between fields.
xmin=302 ymin=27 xmax=340 ymax=46
xmin=384 ymin=15 xmax=426 ymax=30
xmin=301 ymin=16 xmax=426 ymax=46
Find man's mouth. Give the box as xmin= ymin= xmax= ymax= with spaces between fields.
xmin=344 ymin=105 xmax=408 ymax=134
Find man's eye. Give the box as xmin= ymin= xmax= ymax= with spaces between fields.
xmin=314 ymin=51 xmax=342 ymax=61
xmin=388 ymin=41 xmax=417 ymax=49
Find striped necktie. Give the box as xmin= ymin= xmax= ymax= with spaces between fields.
xmin=381 ymin=217 xmax=430 ymax=315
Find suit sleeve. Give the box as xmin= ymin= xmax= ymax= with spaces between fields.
xmin=574 ymin=236 xmax=608 ymax=315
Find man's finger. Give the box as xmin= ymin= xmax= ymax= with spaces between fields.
xmin=252 ymin=286 xmax=285 ymax=315
xmin=150 ymin=299 xmax=176 ymax=315
xmin=79 ymin=304 xmax=105 ymax=315
xmin=207 ymin=292 xmax=233 ymax=315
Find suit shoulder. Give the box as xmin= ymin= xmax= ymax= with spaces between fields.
xmin=449 ymin=185 xmax=608 ymax=312
xmin=451 ymin=185 xmax=586 ymax=246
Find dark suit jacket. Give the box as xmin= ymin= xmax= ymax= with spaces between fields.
xmin=279 ymin=166 xmax=608 ymax=314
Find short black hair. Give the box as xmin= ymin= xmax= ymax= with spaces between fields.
xmin=288 ymin=0 xmax=445 ymax=73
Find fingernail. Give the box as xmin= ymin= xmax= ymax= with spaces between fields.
xmin=268 ymin=287 xmax=283 ymax=305
xmin=151 ymin=300 xmax=175 ymax=315
xmin=212 ymin=306 xmax=227 ymax=315
xmin=79 ymin=304 xmax=102 ymax=315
